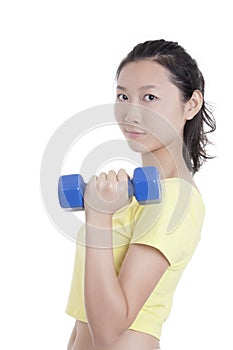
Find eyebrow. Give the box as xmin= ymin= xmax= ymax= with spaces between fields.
xmin=116 ymin=84 xmax=158 ymax=91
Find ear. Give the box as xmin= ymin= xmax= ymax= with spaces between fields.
xmin=184 ymin=90 xmax=203 ymax=121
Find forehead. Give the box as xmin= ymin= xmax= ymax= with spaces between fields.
xmin=117 ymin=60 xmax=171 ymax=87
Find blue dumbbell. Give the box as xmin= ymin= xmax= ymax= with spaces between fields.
xmin=58 ymin=166 xmax=161 ymax=210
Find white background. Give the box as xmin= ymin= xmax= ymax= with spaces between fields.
xmin=0 ymin=1 xmax=232 ymax=349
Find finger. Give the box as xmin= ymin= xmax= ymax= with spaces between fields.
xmin=97 ymin=173 xmax=107 ymax=192
xmin=117 ymin=168 xmax=128 ymax=182
xmin=98 ymin=172 xmax=107 ymax=181
xmin=117 ymin=169 xmax=129 ymax=198
xmin=88 ymin=175 xmax=98 ymax=186
xmin=97 ymin=172 xmax=109 ymax=193
xmin=107 ymin=170 xmax=117 ymax=184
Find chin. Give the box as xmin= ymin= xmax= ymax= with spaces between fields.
xmin=126 ymin=139 xmax=162 ymax=154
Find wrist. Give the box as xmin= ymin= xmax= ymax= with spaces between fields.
xmin=85 ymin=209 xmax=113 ymax=228
xmin=85 ymin=209 xmax=113 ymax=248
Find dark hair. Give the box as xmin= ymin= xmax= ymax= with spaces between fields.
xmin=116 ymin=39 xmax=216 ymax=174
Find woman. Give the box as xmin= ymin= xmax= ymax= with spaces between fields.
xmin=66 ymin=39 xmax=216 ymax=349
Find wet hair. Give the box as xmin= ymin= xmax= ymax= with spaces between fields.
xmin=115 ymin=39 xmax=216 ymax=174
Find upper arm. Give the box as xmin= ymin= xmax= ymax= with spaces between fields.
xmin=118 ymin=243 xmax=170 ymax=329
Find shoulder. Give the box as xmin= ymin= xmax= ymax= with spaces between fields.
xmin=133 ymin=177 xmax=204 ymax=234
xmin=160 ymin=177 xmax=205 ymax=225
xmin=130 ymin=177 xmax=205 ymax=265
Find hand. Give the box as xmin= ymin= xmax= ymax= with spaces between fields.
xmin=84 ymin=169 xmax=132 ymax=216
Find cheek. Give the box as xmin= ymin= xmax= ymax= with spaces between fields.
xmin=152 ymin=102 xmax=185 ymax=140
xmin=114 ymin=103 xmax=126 ymax=123
xmin=144 ymin=111 xmax=181 ymax=145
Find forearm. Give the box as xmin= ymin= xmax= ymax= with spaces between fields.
xmin=84 ymin=213 xmax=128 ymax=346
xmin=67 ymin=321 xmax=78 ymax=350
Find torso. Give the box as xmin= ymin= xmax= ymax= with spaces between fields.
xmin=71 ymin=320 xmax=160 ymax=350
xmin=70 ymin=172 xmax=197 ymax=350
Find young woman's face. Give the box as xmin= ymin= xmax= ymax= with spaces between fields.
xmin=114 ymin=60 xmax=187 ymax=153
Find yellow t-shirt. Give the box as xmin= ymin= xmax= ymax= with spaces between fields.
xmin=65 ymin=178 xmax=205 ymax=340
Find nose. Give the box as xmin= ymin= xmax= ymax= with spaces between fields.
xmin=125 ymin=104 xmax=143 ymax=124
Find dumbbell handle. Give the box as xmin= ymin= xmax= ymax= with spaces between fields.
xmin=58 ymin=166 xmax=161 ymax=210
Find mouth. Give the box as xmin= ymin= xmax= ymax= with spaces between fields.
xmin=125 ymin=128 xmax=146 ymax=138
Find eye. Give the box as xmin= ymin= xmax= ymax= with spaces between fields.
xmin=117 ymin=93 xmax=128 ymax=101
xmin=144 ymin=94 xmax=157 ymax=101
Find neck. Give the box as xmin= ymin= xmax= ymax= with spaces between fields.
xmin=141 ymin=138 xmax=191 ymax=180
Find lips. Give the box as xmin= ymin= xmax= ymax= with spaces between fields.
xmin=125 ymin=128 xmax=146 ymax=135
xmin=124 ymin=128 xmax=146 ymax=139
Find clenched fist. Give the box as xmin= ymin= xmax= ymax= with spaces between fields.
xmin=84 ymin=169 xmax=132 ymax=216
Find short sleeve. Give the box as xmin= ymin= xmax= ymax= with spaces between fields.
xmin=130 ymin=179 xmax=205 ymax=266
